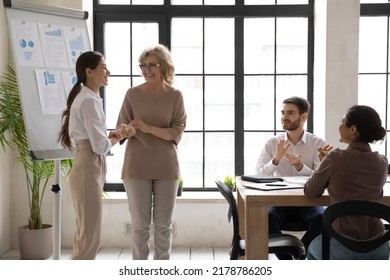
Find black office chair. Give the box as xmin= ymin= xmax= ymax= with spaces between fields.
xmin=322 ymin=200 xmax=390 ymax=260
xmin=215 ymin=180 xmax=306 ymax=260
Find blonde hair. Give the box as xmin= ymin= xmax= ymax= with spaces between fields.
xmin=139 ymin=44 xmax=175 ymax=85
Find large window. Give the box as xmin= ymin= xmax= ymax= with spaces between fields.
xmin=93 ymin=0 xmax=314 ymax=191
xmin=359 ymin=2 xmax=390 ymax=156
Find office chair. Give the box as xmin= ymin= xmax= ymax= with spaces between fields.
xmin=215 ymin=180 xmax=306 ymax=260
xmin=322 ymin=200 xmax=390 ymax=260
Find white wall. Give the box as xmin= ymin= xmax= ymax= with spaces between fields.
xmin=0 ymin=0 xmax=12 ymax=257
xmin=59 ymin=189 xmax=232 ymax=249
xmin=0 ymin=150 xmax=11 ymax=256
xmin=313 ymin=0 xmax=360 ymax=148
xmin=0 ymin=0 xmax=362 ymax=253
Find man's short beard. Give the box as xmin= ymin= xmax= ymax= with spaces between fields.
xmin=283 ymin=120 xmax=300 ymax=131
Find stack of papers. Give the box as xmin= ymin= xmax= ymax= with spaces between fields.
xmin=240 ymin=175 xmax=309 ymax=191
xmin=282 ymin=176 xmax=310 ymax=185
xmin=242 ymin=182 xmax=304 ymax=191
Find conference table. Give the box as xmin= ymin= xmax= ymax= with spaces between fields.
xmin=235 ymin=177 xmax=390 ymax=260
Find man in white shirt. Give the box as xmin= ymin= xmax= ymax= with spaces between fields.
xmin=255 ymin=96 xmax=329 ymax=260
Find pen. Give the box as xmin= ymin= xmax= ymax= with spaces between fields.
xmin=265 ymin=183 xmax=288 ymax=186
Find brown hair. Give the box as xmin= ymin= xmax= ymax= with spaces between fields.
xmin=283 ymin=96 xmax=311 ymax=115
xmin=57 ymin=51 xmax=104 ymax=150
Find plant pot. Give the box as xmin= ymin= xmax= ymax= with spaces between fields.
xmin=18 ymin=224 xmax=53 ymax=260
xmin=177 ymin=187 xmax=183 ymax=196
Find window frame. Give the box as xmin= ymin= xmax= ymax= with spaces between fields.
xmin=92 ymin=0 xmax=315 ymax=191
xmin=359 ymin=3 xmax=390 ymax=157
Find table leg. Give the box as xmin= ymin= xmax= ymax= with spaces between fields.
xmin=245 ymin=205 xmax=269 ymax=260
xmin=237 ymin=188 xmax=245 ymax=238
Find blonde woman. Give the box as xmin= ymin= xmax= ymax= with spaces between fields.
xmin=116 ymin=44 xmax=186 ymax=260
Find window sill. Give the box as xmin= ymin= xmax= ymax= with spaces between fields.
xmin=103 ymin=191 xmax=226 ymax=204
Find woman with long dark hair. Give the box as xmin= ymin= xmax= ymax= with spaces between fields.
xmin=58 ymin=51 xmax=135 ymax=259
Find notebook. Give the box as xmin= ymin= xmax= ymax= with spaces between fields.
xmin=240 ymin=174 xmax=284 ymax=183
xmin=243 ymin=183 xmax=304 ymax=191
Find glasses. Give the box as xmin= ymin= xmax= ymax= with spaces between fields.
xmin=139 ymin=63 xmax=160 ymax=70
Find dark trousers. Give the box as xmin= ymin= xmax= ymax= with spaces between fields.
xmin=268 ymin=206 xmax=324 ymax=260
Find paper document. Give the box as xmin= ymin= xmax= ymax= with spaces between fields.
xmin=242 ymin=181 xmax=304 ymax=191
xmin=282 ymin=176 xmax=310 ymax=185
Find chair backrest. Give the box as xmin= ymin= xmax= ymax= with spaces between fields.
xmin=322 ymin=200 xmax=390 ymax=259
xmin=215 ymin=180 xmax=242 ymax=259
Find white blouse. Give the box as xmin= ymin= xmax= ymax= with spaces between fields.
xmin=69 ymin=85 xmax=111 ymax=155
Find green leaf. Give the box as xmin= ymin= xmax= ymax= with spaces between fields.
xmin=0 ymin=66 xmax=73 ymax=230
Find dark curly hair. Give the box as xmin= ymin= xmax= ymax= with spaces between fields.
xmin=344 ymin=105 xmax=386 ymax=143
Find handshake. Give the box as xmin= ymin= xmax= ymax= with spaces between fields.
xmin=110 ymin=124 xmax=136 ymax=141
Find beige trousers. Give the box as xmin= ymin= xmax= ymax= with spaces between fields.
xmin=123 ymin=179 xmax=179 ymax=260
xmin=69 ymin=140 xmax=106 ymax=260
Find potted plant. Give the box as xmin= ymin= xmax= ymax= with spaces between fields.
xmin=177 ymin=177 xmax=183 ymax=196
xmin=224 ymin=175 xmax=236 ymax=191
xmin=0 ymin=65 xmax=72 ymax=259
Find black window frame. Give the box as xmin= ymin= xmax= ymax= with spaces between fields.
xmin=360 ymin=3 xmax=390 ymax=158
xmin=93 ymin=0 xmax=315 ymax=192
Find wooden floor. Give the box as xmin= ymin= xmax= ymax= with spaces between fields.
xmin=0 ymin=247 xmax=244 ymax=260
